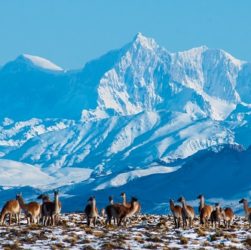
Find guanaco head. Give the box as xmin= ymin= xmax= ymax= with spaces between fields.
xmin=88 ymin=196 xmax=96 ymax=203
xmin=16 ymin=193 xmax=22 ymax=200
xmin=214 ymin=203 xmax=220 ymax=209
xmin=120 ymin=192 xmax=126 ymax=198
xmin=54 ymin=190 xmax=59 ymax=196
xmin=239 ymin=198 xmax=247 ymax=204
xmin=197 ymin=194 xmax=204 ymax=200
xmin=177 ymin=196 xmax=185 ymax=203
xmin=108 ymin=196 xmax=113 ymax=202
xmin=131 ymin=197 xmax=138 ymax=203
xmin=37 ymin=194 xmax=50 ymax=201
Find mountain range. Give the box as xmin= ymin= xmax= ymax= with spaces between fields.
xmin=0 ymin=33 xmax=251 ymax=213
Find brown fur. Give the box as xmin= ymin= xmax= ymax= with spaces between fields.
xmin=239 ymin=198 xmax=251 ymax=226
xmin=177 ymin=196 xmax=195 ymax=229
xmin=169 ymin=199 xmax=182 ymax=228
xmin=106 ymin=197 xmax=138 ymax=226
xmin=120 ymin=192 xmax=132 ymax=208
xmin=197 ymin=195 xmax=213 ymax=226
xmin=239 ymin=199 xmax=251 ymax=213
xmin=0 ymin=200 xmax=21 ymax=225
xmin=121 ymin=192 xmax=141 ymax=214
xmin=16 ymin=194 xmax=40 ymax=225
xmin=104 ymin=196 xmax=117 ymax=224
xmin=222 ymin=207 xmax=234 ymax=228
xmin=84 ymin=197 xmax=98 ymax=227
xmin=210 ymin=203 xmax=222 ymax=228
xmin=37 ymin=193 xmax=62 ymax=226
xmin=200 ymin=206 xmax=213 ymax=226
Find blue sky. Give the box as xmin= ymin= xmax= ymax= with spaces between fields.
xmin=0 ymin=0 xmax=250 ymax=69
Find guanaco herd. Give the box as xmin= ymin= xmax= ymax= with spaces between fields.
xmin=0 ymin=191 xmax=61 ymax=226
xmin=0 ymin=192 xmax=251 ymax=230
xmin=169 ymin=195 xmax=250 ymax=229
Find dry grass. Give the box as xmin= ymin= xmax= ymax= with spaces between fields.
xmin=0 ymin=214 xmax=250 ymax=249
xmin=180 ymin=236 xmax=189 ymax=245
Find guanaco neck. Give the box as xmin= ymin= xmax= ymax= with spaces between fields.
xmin=122 ymin=194 xmax=127 ymax=206
xmin=54 ymin=193 xmax=60 ymax=212
xmin=169 ymin=200 xmax=175 ymax=212
xmin=243 ymin=200 xmax=249 ymax=215
xmin=181 ymin=200 xmax=189 ymax=213
xmin=199 ymin=196 xmax=205 ymax=209
xmin=17 ymin=196 xmax=27 ymax=211
xmin=126 ymin=201 xmax=137 ymax=217
xmin=91 ymin=198 xmax=97 ymax=214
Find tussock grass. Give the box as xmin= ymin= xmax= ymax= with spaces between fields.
xmin=180 ymin=236 xmax=189 ymax=245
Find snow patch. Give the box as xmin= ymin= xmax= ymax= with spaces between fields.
xmin=22 ymin=54 xmax=63 ymax=71
xmin=95 ymin=166 xmax=180 ymax=190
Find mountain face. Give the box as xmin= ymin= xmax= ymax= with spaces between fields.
xmin=0 ymin=33 xmax=251 ymax=213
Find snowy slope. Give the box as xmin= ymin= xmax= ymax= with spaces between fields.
xmin=0 ymin=118 xmax=74 ymax=157
xmin=58 ymin=145 xmax=251 ymax=213
xmin=0 ymin=159 xmax=53 ymax=187
xmin=4 ymin=111 xmax=235 ymax=176
xmin=21 ymin=54 xmax=63 ymax=71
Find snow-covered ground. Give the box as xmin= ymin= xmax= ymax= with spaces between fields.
xmin=1 ymin=213 xmax=251 ymax=249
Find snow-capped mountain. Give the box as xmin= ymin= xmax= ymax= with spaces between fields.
xmin=0 ymin=33 xmax=251 ymax=212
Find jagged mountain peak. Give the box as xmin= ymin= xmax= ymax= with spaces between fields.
xmin=131 ymin=32 xmax=159 ymax=51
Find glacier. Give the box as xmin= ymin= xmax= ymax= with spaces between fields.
xmin=0 ymin=33 xmax=251 ymax=213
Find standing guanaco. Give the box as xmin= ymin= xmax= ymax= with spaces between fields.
xmin=16 ymin=193 xmax=41 ymax=225
xmin=239 ymin=198 xmax=251 ymax=226
xmin=177 ymin=196 xmax=195 ymax=229
xmin=121 ymin=192 xmax=141 ymax=214
xmin=169 ymin=199 xmax=182 ymax=228
xmin=84 ymin=196 xmax=99 ymax=227
xmin=197 ymin=194 xmax=213 ymax=226
xmin=0 ymin=199 xmax=20 ymax=225
xmin=222 ymin=207 xmax=234 ymax=228
xmin=210 ymin=203 xmax=222 ymax=228
xmin=107 ymin=197 xmax=139 ymax=226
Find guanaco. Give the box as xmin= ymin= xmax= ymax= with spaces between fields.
xmin=169 ymin=199 xmax=182 ymax=228
xmin=52 ymin=190 xmax=61 ymax=226
xmin=16 ymin=193 xmax=41 ymax=225
xmin=197 ymin=194 xmax=213 ymax=226
xmin=210 ymin=203 xmax=222 ymax=228
xmin=121 ymin=192 xmax=141 ymax=214
xmin=37 ymin=194 xmax=51 ymax=225
xmin=239 ymin=198 xmax=251 ymax=226
xmin=222 ymin=207 xmax=234 ymax=228
xmin=84 ymin=196 xmax=99 ymax=227
xmin=107 ymin=197 xmax=139 ymax=226
xmin=0 ymin=199 xmax=20 ymax=225
xmin=37 ymin=192 xmax=62 ymax=226
xmin=177 ymin=196 xmax=195 ymax=229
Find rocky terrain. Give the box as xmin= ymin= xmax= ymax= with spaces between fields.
xmin=1 ymin=213 xmax=251 ymax=249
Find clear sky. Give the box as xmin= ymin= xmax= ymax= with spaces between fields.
xmin=0 ymin=0 xmax=250 ymax=69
